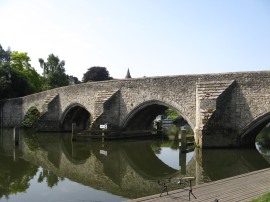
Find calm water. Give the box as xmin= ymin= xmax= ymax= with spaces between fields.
xmin=0 ymin=128 xmax=269 ymax=202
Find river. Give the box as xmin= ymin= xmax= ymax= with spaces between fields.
xmin=0 ymin=127 xmax=269 ymax=202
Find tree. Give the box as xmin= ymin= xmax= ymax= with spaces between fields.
xmin=0 ymin=44 xmax=10 ymax=64
xmin=10 ymin=51 xmax=31 ymax=70
xmin=82 ymin=66 xmax=112 ymax=82
xmin=1 ymin=65 xmax=33 ymax=98
xmin=37 ymin=169 xmax=63 ymax=188
xmin=68 ymin=75 xmax=81 ymax=84
xmin=39 ymin=54 xmax=65 ymax=77
xmin=0 ymin=45 xmax=12 ymax=99
xmin=0 ymin=64 xmax=12 ymax=99
xmin=0 ymin=66 xmax=34 ymax=100
xmin=0 ymin=46 xmax=33 ymax=100
xmin=39 ymin=54 xmax=69 ymax=89
xmin=11 ymin=51 xmax=43 ymax=93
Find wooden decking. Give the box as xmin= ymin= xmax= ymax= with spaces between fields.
xmin=127 ymin=168 xmax=270 ymax=202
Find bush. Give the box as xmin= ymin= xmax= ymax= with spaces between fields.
xmin=22 ymin=106 xmax=41 ymax=128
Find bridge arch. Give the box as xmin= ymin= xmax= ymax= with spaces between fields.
xmin=121 ymin=100 xmax=193 ymax=131
xmin=240 ymin=112 xmax=270 ymax=147
xmin=60 ymin=103 xmax=91 ymax=131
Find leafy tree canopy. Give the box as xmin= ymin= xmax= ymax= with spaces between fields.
xmin=39 ymin=54 xmax=69 ymax=89
xmin=0 ymin=43 xmax=80 ymax=100
xmin=0 ymin=45 xmax=43 ymax=99
xmin=82 ymin=66 xmax=112 ymax=82
xmin=68 ymin=75 xmax=81 ymax=84
xmin=39 ymin=54 xmax=65 ymax=76
xmin=0 ymin=44 xmax=10 ymax=64
xmin=0 ymin=62 xmax=32 ymax=99
xmin=11 ymin=51 xmax=43 ymax=93
xmin=10 ymin=51 xmax=31 ymax=70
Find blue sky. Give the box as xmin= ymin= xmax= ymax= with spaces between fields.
xmin=0 ymin=0 xmax=269 ymax=80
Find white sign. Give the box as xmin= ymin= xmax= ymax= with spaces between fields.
xmin=100 ymin=150 xmax=108 ymax=156
xmin=100 ymin=124 xmax=107 ymax=129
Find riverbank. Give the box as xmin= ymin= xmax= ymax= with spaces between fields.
xmin=127 ymin=168 xmax=270 ymax=202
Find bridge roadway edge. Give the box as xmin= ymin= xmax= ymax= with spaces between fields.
xmin=126 ymin=168 xmax=270 ymax=202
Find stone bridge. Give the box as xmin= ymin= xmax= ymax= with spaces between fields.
xmin=1 ymin=71 xmax=270 ymax=148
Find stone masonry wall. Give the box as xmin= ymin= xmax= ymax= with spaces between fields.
xmin=1 ymin=98 xmax=23 ymax=127
xmin=1 ymin=71 xmax=270 ymax=147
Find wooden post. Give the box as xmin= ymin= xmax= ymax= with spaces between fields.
xmin=71 ymin=123 xmax=76 ymax=141
xmin=180 ymin=127 xmax=187 ymax=153
xmin=13 ymin=127 xmax=19 ymax=146
xmin=180 ymin=152 xmax=187 ymax=174
xmin=72 ymin=123 xmax=76 ymax=134
xmin=102 ymin=131 xmax=105 ymax=143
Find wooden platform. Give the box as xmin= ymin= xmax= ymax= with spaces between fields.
xmin=72 ymin=130 xmax=163 ymax=140
xmin=127 ymin=168 xmax=270 ymax=202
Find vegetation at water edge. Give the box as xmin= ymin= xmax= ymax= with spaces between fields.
xmin=22 ymin=106 xmax=41 ymax=128
xmin=250 ymin=192 xmax=270 ymax=202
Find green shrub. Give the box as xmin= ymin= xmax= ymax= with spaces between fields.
xmin=22 ymin=106 xmax=41 ymax=128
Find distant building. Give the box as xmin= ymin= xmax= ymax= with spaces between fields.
xmin=125 ymin=68 xmax=131 ymax=78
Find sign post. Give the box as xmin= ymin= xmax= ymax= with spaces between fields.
xmin=99 ymin=124 xmax=107 ymax=130
xmin=100 ymin=124 xmax=108 ymax=143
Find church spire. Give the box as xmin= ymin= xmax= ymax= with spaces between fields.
xmin=125 ymin=68 xmax=131 ymax=78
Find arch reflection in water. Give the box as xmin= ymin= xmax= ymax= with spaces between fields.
xmin=0 ymin=129 xmax=269 ymax=201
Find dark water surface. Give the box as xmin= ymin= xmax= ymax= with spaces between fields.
xmin=0 ymin=128 xmax=269 ymax=202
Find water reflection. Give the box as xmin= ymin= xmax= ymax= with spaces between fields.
xmin=256 ymin=126 xmax=270 ymax=163
xmin=0 ymin=128 xmax=269 ymax=201
xmin=0 ymin=155 xmax=38 ymax=199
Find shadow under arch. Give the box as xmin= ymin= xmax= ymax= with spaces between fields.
xmin=59 ymin=135 xmax=90 ymax=165
xmin=60 ymin=103 xmax=91 ymax=131
xmin=201 ymin=148 xmax=270 ymax=181
xmin=121 ymin=100 xmax=193 ymax=131
xmin=240 ymin=112 xmax=270 ymax=147
xmin=119 ymin=141 xmax=180 ymax=179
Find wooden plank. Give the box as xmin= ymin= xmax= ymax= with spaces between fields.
xmin=126 ymin=168 xmax=270 ymax=202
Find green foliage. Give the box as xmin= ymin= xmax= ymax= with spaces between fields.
xmin=165 ymin=108 xmax=179 ymax=120
xmin=39 ymin=54 xmax=65 ymax=77
xmin=68 ymin=75 xmax=81 ymax=84
xmin=0 ymin=64 xmax=12 ymax=98
xmin=38 ymin=169 xmax=64 ymax=188
xmin=0 ymin=64 xmax=33 ymax=99
xmin=0 ymin=45 xmax=45 ymax=100
xmin=22 ymin=106 xmax=41 ymax=128
xmin=11 ymin=51 xmax=44 ymax=93
xmin=0 ymin=156 xmax=38 ymax=199
xmin=250 ymin=192 xmax=270 ymax=202
xmin=23 ymin=132 xmax=40 ymax=151
xmin=10 ymin=51 xmax=31 ymax=70
xmin=46 ymin=70 xmax=69 ymax=89
xmin=0 ymin=44 xmax=82 ymax=100
xmin=82 ymin=66 xmax=112 ymax=82
xmin=39 ymin=54 xmax=70 ymax=89
xmin=0 ymin=44 xmax=11 ymax=64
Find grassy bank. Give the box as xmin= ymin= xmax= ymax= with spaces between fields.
xmin=250 ymin=192 xmax=270 ymax=202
